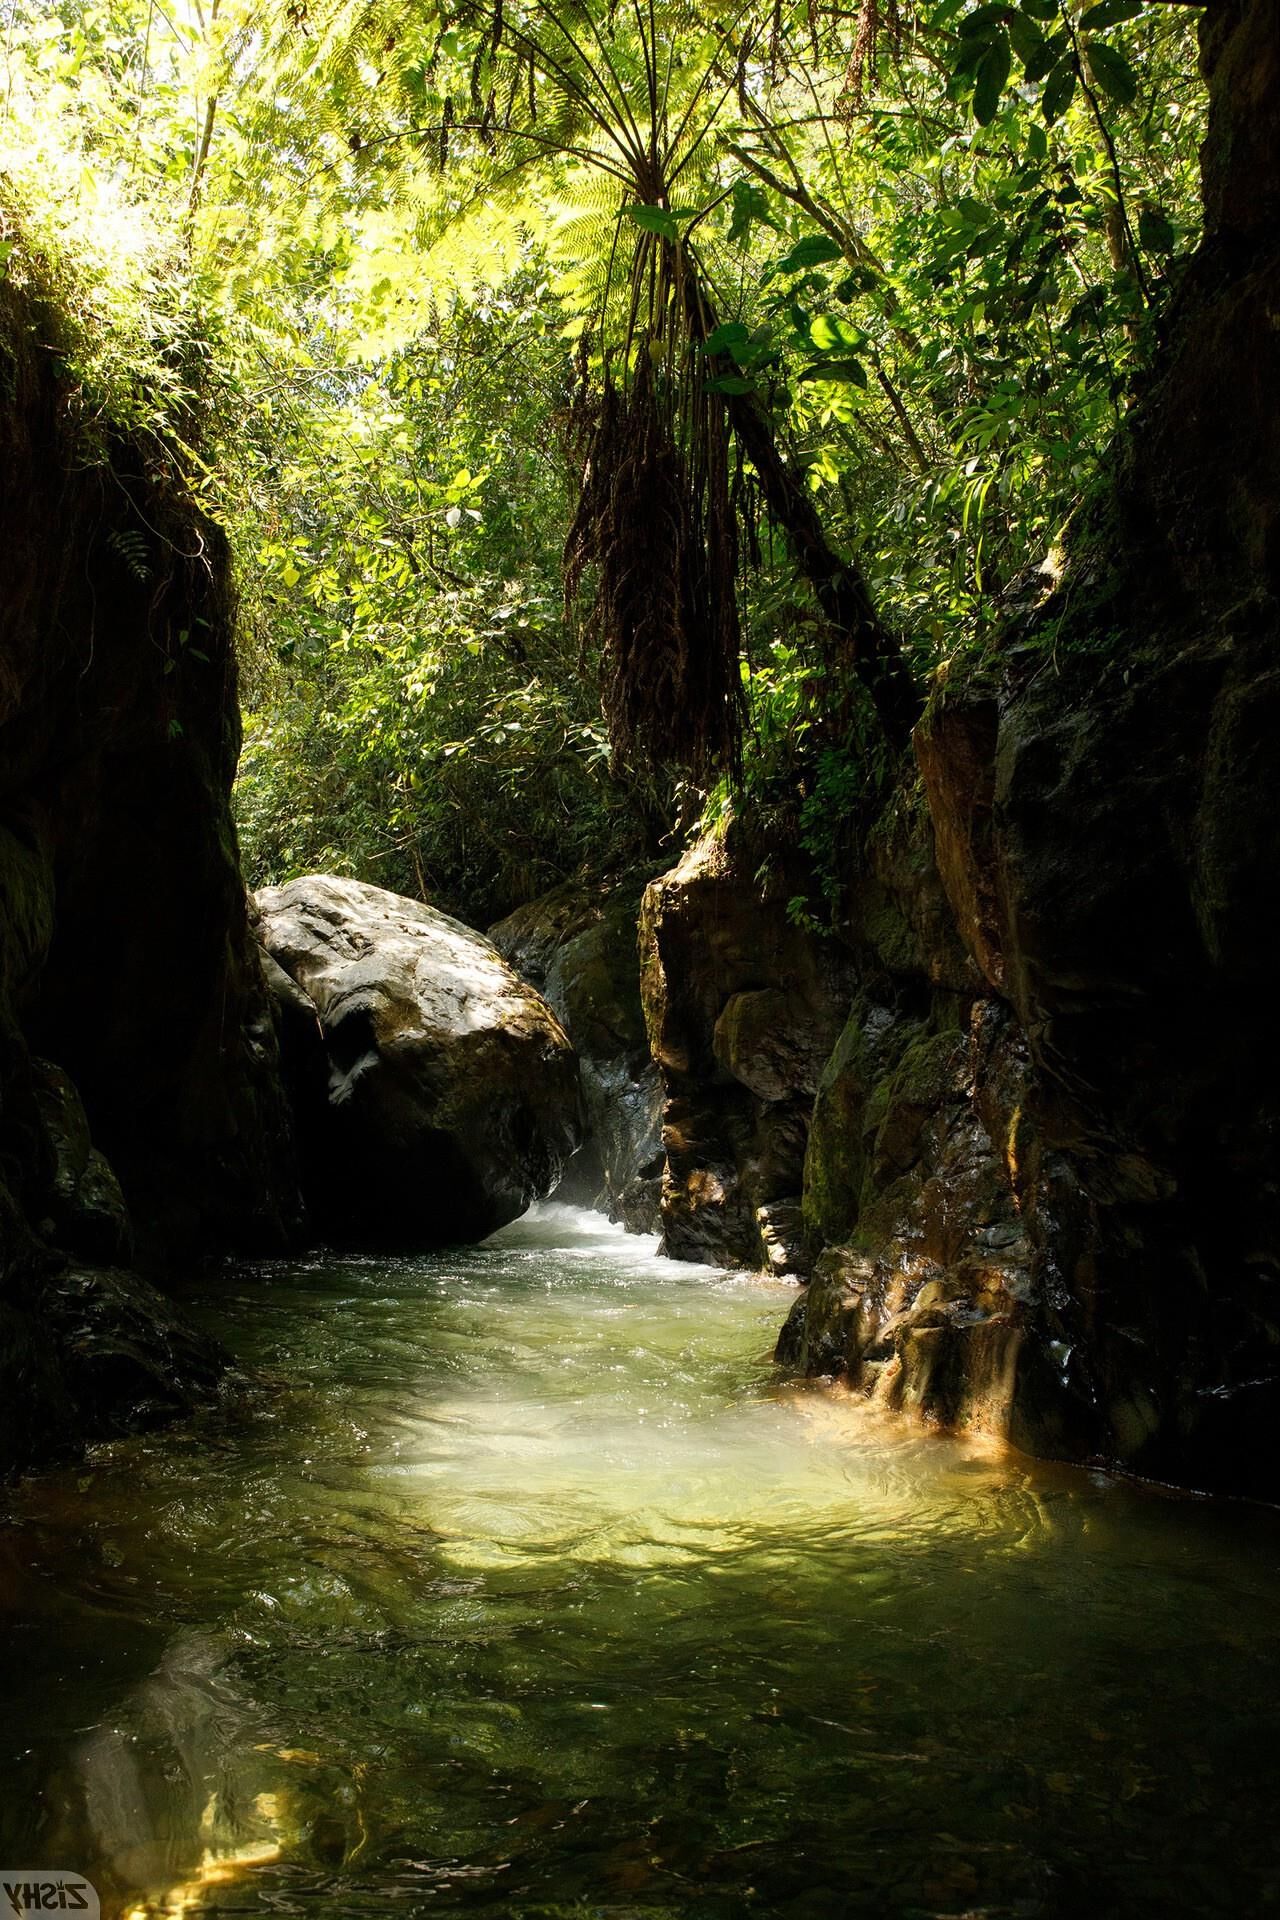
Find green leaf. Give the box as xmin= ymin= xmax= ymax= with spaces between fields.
xmin=1020 ymin=32 xmax=1058 ymax=82
xmin=729 ymin=179 xmax=775 ymax=246
xmin=796 ymin=357 xmax=868 ymax=387
xmin=973 ymin=32 xmax=1012 ymax=124
xmin=1138 ymin=205 xmax=1176 ymax=254
xmin=627 ymin=203 xmax=681 ymax=242
xmin=706 ymin=374 xmax=758 ymax=395
xmin=952 ymin=31 xmax=995 ymax=79
xmin=703 ymin=320 xmax=751 ymax=357
xmin=1020 ymin=0 xmax=1058 ymax=17
xmin=1079 ymin=0 xmax=1143 ymax=30
xmin=1084 ymin=38 xmax=1138 ymax=107
xmin=775 ymin=234 xmax=844 ymax=274
xmin=958 ymin=4 xmax=1013 ymax=36
xmin=1043 ymin=53 xmax=1078 ymax=122
xmin=1026 ymin=120 xmax=1049 ymax=161
xmin=833 ymin=265 xmax=880 ymax=301
xmin=1006 ymin=10 xmax=1047 ymax=71
xmin=809 ymin=313 xmax=863 ymax=351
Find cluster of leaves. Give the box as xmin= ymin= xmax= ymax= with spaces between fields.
xmin=946 ymin=0 xmax=1150 ymax=128
xmin=1 ymin=0 xmax=1209 ymax=930
xmin=231 ymin=270 xmax=655 ymax=922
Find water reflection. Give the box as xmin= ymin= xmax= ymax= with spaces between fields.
xmin=2 ymin=1204 xmax=1279 ymax=1917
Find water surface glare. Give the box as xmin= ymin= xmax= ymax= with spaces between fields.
xmin=3 ymin=1203 xmax=1279 ymax=1917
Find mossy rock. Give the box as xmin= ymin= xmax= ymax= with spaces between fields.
xmin=803 ymin=997 xmax=923 ymax=1247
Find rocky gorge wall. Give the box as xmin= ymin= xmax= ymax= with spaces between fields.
xmin=632 ymin=629 xmax=1278 ymax=1497
xmin=630 ymin=0 xmax=1280 ymax=1500
xmin=0 ymin=271 xmax=301 ymax=1470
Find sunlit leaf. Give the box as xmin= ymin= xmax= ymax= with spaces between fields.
xmin=775 ymin=234 xmax=844 ymax=274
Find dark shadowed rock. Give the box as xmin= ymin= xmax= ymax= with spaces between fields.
xmin=0 ymin=1263 xmax=227 ymax=1475
xmin=781 ymin=1 xmax=1280 ymax=1496
xmin=31 ymin=1060 xmax=134 ymax=1266
xmin=0 ymin=273 xmax=302 ymax=1473
xmin=640 ymin=833 xmax=853 ymax=1272
xmin=258 ymin=875 xmax=584 ymax=1246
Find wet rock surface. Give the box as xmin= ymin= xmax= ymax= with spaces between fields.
xmin=0 ymin=275 xmax=299 ymax=1471
xmin=728 ymin=2 xmax=1280 ymax=1496
xmin=639 ymin=834 xmax=852 ymax=1273
xmin=0 ymin=1264 xmax=227 ymax=1474
xmin=491 ymin=876 xmax=665 ymax=1233
xmin=259 ymin=874 xmax=584 ymax=1246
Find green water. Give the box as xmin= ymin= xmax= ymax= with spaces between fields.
xmin=2 ymin=1204 xmax=1279 ymax=1919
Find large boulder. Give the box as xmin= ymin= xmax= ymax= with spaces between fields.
xmin=256 ymin=875 xmax=584 ymax=1246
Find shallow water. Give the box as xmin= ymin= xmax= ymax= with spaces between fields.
xmin=2 ymin=1203 xmax=1279 ymax=1918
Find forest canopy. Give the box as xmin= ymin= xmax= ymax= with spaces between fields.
xmin=0 ymin=0 xmax=1205 ymax=923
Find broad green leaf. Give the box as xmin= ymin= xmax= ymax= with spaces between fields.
xmin=706 ymin=373 xmax=758 ymax=395
xmin=1079 ymin=0 xmax=1143 ymax=30
xmin=973 ymin=33 xmax=1012 ymax=124
xmin=1020 ymin=0 xmax=1059 ymax=17
xmin=1006 ymin=10 xmax=1047 ymax=71
xmin=796 ymin=357 xmax=867 ymax=386
xmin=728 ymin=179 xmax=775 ymax=246
xmin=1043 ymin=53 xmax=1078 ymax=122
xmin=952 ymin=30 xmax=995 ymax=79
xmin=703 ymin=320 xmax=751 ymax=356
xmin=1085 ymin=38 xmax=1138 ymax=107
xmin=833 ymin=265 xmax=880 ymax=301
xmin=1138 ymin=206 xmax=1176 ymax=254
xmin=627 ymin=203 xmax=681 ymax=242
xmin=776 ymin=234 xmax=844 ymax=274
xmin=810 ymin=313 xmax=863 ymax=351
xmin=958 ymin=4 xmax=1013 ymax=36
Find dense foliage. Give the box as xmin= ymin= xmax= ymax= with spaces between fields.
xmin=0 ymin=0 xmax=1204 ymax=922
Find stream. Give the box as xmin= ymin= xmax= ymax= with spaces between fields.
xmin=1 ymin=1203 xmax=1278 ymax=1917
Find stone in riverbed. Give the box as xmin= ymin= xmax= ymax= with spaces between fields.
xmin=255 ymin=875 xmax=584 ymax=1247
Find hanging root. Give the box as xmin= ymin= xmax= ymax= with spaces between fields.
xmin=840 ymin=0 xmax=903 ymax=112
xmin=564 ymin=354 xmax=742 ymax=782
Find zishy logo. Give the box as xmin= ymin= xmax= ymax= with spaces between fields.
xmin=0 ymin=1876 xmax=98 ymax=1917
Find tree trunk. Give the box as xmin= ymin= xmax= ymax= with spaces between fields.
xmin=680 ymin=271 xmax=923 ymax=754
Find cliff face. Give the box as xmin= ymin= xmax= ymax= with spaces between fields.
xmin=643 ymin=0 xmax=1280 ymax=1498
xmin=0 ymin=274 xmax=301 ymax=1471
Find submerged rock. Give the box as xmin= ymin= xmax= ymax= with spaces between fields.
xmin=257 ymin=875 xmax=583 ymax=1245
xmin=0 ymin=1263 xmax=227 ymax=1475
